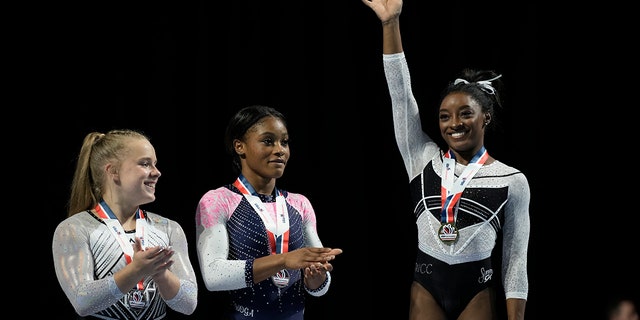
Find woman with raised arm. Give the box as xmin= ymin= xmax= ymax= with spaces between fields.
xmin=362 ymin=1 xmax=531 ymax=319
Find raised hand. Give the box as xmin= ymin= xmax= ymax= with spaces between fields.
xmin=361 ymin=0 xmax=403 ymax=23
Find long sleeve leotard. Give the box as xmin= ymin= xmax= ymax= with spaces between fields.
xmin=383 ymin=52 xmax=530 ymax=301
xmin=195 ymin=184 xmax=330 ymax=320
xmin=52 ymin=210 xmax=198 ymax=319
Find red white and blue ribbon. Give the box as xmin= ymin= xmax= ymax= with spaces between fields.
xmin=440 ymin=147 xmax=489 ymax=225
xmin=233 ymin=175 xmax=289 ymax=255
xmin=94 ymin=200 xmax=147 ymax=290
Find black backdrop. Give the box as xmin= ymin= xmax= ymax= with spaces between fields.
xmin=30 ymin=1 xmax=639 ymax=319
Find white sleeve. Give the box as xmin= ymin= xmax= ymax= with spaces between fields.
xmin=52 ymin=214 xmax=126 ymax=316
xmin=196 ymin=212 xmax=249 ymax=291
xmin=383 ymin=52 xmax=440 ymax=181
xmin=501 ymin=173 xmax=531 ymax=300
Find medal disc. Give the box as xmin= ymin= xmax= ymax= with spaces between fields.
xmin=127 ymin=290 xmax=147 ymax=309
xmin=272 ymin=269 xmax=290 ymax=288
xmin=438 ymin=223 xmax=458 ymax=243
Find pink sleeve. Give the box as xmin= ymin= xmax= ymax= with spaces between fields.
xmin=196 ymin=187 xmax=240 ymax=228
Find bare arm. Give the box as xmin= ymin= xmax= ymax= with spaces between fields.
xmin=506 ymin=298 xmax=526 ymax=320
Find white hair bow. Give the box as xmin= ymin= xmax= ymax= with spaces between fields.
xmin=453 ymin=74 xmax=502 ymax=95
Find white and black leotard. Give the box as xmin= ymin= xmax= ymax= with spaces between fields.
xmin=52 ymin=210 xmax=198 ymax=319
xmin=382 ymin=52 xmax=530 ymax=315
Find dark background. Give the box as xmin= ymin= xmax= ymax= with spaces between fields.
xmin=25 ymin=1 xmax=638 ymax=319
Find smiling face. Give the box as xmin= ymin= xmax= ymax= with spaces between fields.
xmin=107 ymin=137 xmax=161 ymax=208
xmin=235 ymin=116 xmax=290 ymax=183
xmin=438 ymin=92 xmax=489 ymax=162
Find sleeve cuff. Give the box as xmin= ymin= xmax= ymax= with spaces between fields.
xmin=305 ymin=271 xmax=331 ymax=297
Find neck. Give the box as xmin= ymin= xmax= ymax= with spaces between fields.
xmin=100 ymin=197 xmax=139 ymax=226
xmin=449 ymin=145 xmax=486 ymax=165
xmin=240 ymin=172 xmax=276 ymax=195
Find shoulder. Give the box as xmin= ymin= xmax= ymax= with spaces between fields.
xmin=196 ymin=185 xmax=242 ymax=225
xmin=56 ymin=211 xmax=98 ymax=230
xmin=55 ymin=211 xmax=96 ymax=233
xmin=488 ymin=161 xmax=531 ymax=203
xmin=143 ymin=211 xmax=189 ymax=236
xmin=282 ymin=190 xmax=315 ymax=213
xmin=478 ymin=160 xmax=530 ymax=195
xmin=488 ymin=160 xmax=528 ymax=180
xmin=53 ymin=211 xmax=102 ymax=243
xmin=281 ymin=190 xmax=310 ymax=202
xmin=198 ymin=185 xmax=241 ymax=207
xmin=143 ymin=211 xmax=176 ymax=227
xmin=498 ymin=161 xmax=529 ymax=189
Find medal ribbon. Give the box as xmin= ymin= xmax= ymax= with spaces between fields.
xmin=440 ymin=147 xmax=489 ymax=225
xmin=233 ymin=175 xmax=289 ymax=255
xmin=94 ymin=200 xmax=147 ymax=290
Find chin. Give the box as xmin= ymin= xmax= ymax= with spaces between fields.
xmin=447 ymin=143 xmax=468 ymax=152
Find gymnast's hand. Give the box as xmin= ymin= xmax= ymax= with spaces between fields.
xmin=283 ymin=247 xmax=342 ymax=270
xmin=361 ymin=0 xmax=403 ymax=24
xmin=303 ymin=258 xmax=336 ymax=290
xmin=131 ymin=237 xmax=175 ymax=277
